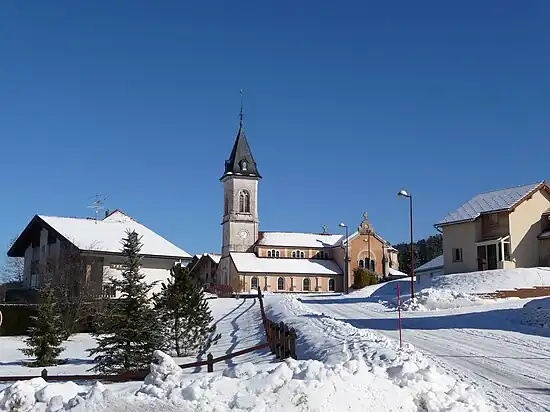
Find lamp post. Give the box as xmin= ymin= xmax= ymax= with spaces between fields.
xmin=339 ymin=223 xmax=349 ymax=294
xmin=397 ymin=189 xmax=415 ymax=299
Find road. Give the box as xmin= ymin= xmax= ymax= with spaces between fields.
xmin=299 ymin=295 xmax=550 ymax=412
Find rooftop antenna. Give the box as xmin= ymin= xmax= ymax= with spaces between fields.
xmin=322 ymin=224 xmax=329 ymax=235
xmin=239 ymin=89 xmax=244 ymax=128
xmin=87 ymin=194 xmax=107 ymax=223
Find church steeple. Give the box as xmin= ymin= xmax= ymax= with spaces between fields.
xmin=220 ymin=97 xmax=261 ymax=181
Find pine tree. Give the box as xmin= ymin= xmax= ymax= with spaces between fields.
xmin=88 ymin=230 xmax=163 ymax=374
xmin=155 ymin=264 xmax=220 ymax=357
xmin=21 ymin=282 xmax=65 ymax=367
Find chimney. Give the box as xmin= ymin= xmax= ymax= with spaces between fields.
xmin=104 ymin=209 xmax=110 ymax=219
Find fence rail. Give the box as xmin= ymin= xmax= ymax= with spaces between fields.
xmin=0 ymin=287 xmax=297 ymax=383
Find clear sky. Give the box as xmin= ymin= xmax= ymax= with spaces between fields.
xmin=1 ymin=1 xmax=549 ymax=256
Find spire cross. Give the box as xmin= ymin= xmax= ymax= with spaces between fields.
xmin=239 ymin=89 xmax=243 ymax=127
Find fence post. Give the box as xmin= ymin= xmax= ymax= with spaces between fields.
xmin=289 ymin=328 xmax=297 ymax=359
xmin=269 ymin=320 xmax=276 ymax=354
xmin=283 ymin=324 xmax=290 ymax=358
xmin=207 ymin=353 xmax=214 ymax=373
xmin=41 ymin=368 xmax=48 ymax=381
xmin=274 ymin=322 xmax=281 ymax=359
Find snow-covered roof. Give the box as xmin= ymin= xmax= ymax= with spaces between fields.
xmin=258 ymin=232 xmax=343 ymax=248
xmin=230 ymin=252 xmax=343 ymax=275
xmin=388 ymin=268 xmax=409 ymax=278
xmin=39 ymin=210 xmax=191 ymax=258
xmin=436 ymin=182 xmax=544 ymax=227
xmin=203 ymin=253 xmax=221 ymax=264
xmin=416 ymin=255 xmax=444 ymax=273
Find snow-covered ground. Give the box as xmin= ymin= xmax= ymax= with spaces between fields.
xmin=3 ymin=267 xmax=550 ymax=411
xmin=0 ymin=297 xmax=272 ymax=385
xmin=294 ymin=268 xmax=550 ymax=411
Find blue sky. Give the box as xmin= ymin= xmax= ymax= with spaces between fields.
xmin=1 ymin=1 xmax=549 ymax=256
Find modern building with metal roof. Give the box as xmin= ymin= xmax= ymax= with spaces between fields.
xmin=435 ymin=181 xmax=550 ymax=275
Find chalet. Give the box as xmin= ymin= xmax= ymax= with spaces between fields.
xmin=7 ymin=210 xmax=191 ymax=297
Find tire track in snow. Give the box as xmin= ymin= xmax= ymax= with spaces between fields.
xmin=302 ymin=299 xmax=550 ymax=412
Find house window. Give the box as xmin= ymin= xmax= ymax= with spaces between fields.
xmin=498 ymin=243 xmax=511 ymax=261
xmin=277 ymin=277 xmax=285 ymax=291
xmin=452 ymin=248 xmax=463 ymax=262
xmin=328 ymin=278 xmax=335 ymax=291
xmin=303 ymin=278 xmax=310 ymax=291
xmin=300 ymin=251 xmax=305 ymax=258
xmin=267 ymin=251 xmax=272 ymax=257
xmin=275 ymin=251 xmax=280 ymax=258
xmin=359 ymin=259 xmax=364 ymax=268
xmin=239 ymin=190 xmax=251 ymax=213
xmin=251 ymin=276 xmax=259 ymax=290
xmin=102 ymin=283 xmax=116 ymax=298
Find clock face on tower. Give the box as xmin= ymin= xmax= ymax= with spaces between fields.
xmin=238 ymin=230 xmax=249 ymax=240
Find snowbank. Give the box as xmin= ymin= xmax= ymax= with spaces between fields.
xmin=424 ymin=267 xmax=550 ymax=294
xmin=521 ymin=297 xmax=550 ymax=329
xmin=265 ymin=295 xmax=490 ymax=412
xmin=0 ymin=351 xmax=419 ymax=411
xmin=397 ymin=288 xmax=495 ymax=312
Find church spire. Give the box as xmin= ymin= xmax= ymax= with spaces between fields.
xmin=239 ymin=89 xmax=243 ymax=128
xmin=220 ymin=91 xmax=261 ymax=181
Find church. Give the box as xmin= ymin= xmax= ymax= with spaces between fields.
xmin=216 ymin=114 xmax=399 ymax=293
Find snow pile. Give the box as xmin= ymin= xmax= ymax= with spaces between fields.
xmin=521 ymin=297 xmax=550 ymax=329
xmin=0 ymin=377 xmax=85 ymax=411
xmin=137 ymin=350 xmax=415 ymax=411
xmin=266 ymin=295 xmax=490 ymax=412
xmin=0 ymin=350 xmax=422 ymax=411
xmin=397 ymin=288 xmax=493 ymax=312
xmin=425 ymin=267 xmax=550 ymax=294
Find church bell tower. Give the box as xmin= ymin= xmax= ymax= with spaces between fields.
xmin=218 ymin=100 xmax=261 ymax=284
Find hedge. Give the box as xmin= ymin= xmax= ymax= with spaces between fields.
xmin=0 ymin=303 xmax=103 ymax=336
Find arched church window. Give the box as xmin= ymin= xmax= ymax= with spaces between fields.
xmin=275 ymin=251 xmax=280 ymax=257
xmin=224 ymin=196 xmax=228 ymax=215
xmin=300 ymin=251 xmax=305 ymax=258
xmin=328 ymin=278 xmax=335 ymax=291
xmin=278 ymin=277 xmax=285 ymax=290
xmin=370 ymin=260 xmax=376 ymax=271
xmin=359 ymin=259 xmax=364 ymax=268
xmin=239 ymin=190 xmax=251 ymax=213
xmin=251 ymin=277 xmax=259 ymax=290
xmin=267 ymin=251 xmax=272 ymax=257
xmin=303 ymin=278 xmax=310 ymax=291
xmin=292 ymin=251 xmax=296 ymax=258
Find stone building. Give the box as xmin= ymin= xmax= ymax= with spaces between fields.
xmin=216 ymin=114 xmax=398 ymax=293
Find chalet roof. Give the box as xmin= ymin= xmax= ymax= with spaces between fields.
xmin=257 ymin=232 xmax=343 ymax=248
xmin=220 ymin=124 xmax=261 ymax=181
xmin=8 ymin=210 xmax=191 ymax=259
xmin=230 ymin=252 xmax=343 ymax=275
xmin=436 ymin=181 xmax=546 ymax=227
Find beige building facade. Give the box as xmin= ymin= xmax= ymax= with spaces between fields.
xmin=216 ymin=116 xmax=399 ymax=293
xmin=436 ymin=182 xmax=550 ymax=274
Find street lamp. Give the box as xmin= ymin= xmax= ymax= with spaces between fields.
xmin=339 ymin=223 xmax=349 ymax=294
xmin=397 ymin=189 xmax=415 ymax=299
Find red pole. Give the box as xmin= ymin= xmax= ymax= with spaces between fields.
xmin=397 ymin=284 xmax=402 ymax=348
xmin=409 ymin=195 xmax=415 ymax=299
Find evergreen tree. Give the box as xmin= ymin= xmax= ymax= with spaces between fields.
xmin=88 ymin=230 xmax=163 ymax=374
xmin=21 ymin=282 xmax=65 ymax=366
xmin=155 ymin=264 xmax=220 ymax=357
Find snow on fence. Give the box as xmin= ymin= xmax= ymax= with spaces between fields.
xmin=0 ymin=288 xmax=296 ymax=383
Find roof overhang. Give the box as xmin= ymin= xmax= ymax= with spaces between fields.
xmin=475 ymin=235 xmax=510 ymax=246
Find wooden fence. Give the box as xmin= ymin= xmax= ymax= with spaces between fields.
xmin=0 ymin=287 xmax=296 ymax=383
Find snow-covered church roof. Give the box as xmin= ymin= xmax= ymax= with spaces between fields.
xmin=9 ymin=210 xmax=191 ymax=259
xmin=230 ymin=252 xmax=343 ymax=275
xmin=258 ymin=232 xmax=344 ymax=248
